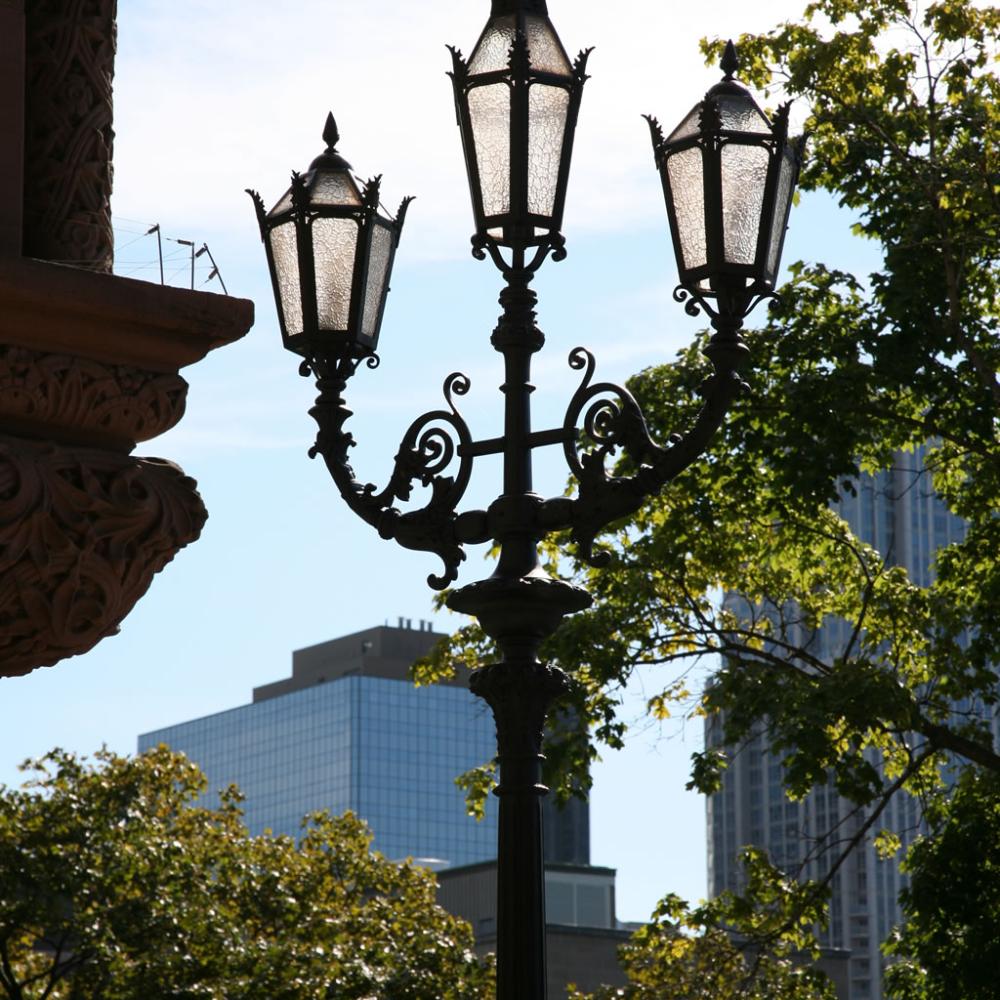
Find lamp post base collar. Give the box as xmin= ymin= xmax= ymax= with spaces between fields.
xmin=448 ymin=572 xmax=591 ymax=663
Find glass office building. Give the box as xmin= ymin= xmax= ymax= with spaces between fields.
xmin=706 ymin=447 xmax=994 ymax=1000
xmin=140 ymin=621 xmax=589 ymax=869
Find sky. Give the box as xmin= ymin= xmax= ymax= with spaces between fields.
xmin=0 ymin=0 xmax=881 ymax=922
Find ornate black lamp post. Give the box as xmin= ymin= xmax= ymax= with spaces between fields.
xmin=250 ymin=5 xmax=802 ymax=996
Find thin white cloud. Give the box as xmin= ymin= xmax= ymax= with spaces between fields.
xmin=113 ymin=0 xmax=811 ymax=261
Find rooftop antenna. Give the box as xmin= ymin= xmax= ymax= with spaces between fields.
xmin=145 ymin=224 xmax=164 ymax=284
xmin=173 ymin=238 xmax=195 ymax=289
xmin=196 ymin=243 xmax=228 ymax=294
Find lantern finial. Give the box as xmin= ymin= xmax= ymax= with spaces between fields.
xmin=323 ymin=112 xmax=340 ymax=151
xmin=720 ymin=40 xmax=739 ymax=81
xmin=310 ymin=113 xmax=352 ymax=173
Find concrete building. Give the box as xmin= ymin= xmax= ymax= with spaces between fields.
xmin=140 ymin=621 xmax=588 ymax=869
xmin=438 ymin=861 xmax=631 ymax=996
xmin=706 ymin=448 xmax=993 ymax=999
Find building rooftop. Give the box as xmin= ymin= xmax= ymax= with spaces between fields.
xmin=253 ymin=620 xmax=454 ymax=702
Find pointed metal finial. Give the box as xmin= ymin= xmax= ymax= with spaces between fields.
xmin=323 ymin=112 xmax=340 ymax=150
xmin=720 ymin=40 xmax=739 ymax=80
xmin=309 ymin=112 xmax=352 ymax=172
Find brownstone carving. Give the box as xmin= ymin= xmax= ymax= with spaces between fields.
xmin=23 ymin=0 xmax=117 ymax=271
xmin=0 ymin=345 xmax=188 ymax=452
xmin=0 ymin=434 xmax=207 ymax=677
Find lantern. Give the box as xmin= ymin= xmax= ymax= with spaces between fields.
xmin=648 ymin=42 xmax=804 ymax=323
xmin=249 ymin=114 xmax=411 ymax=362
xmin=449 ymin=0 xmax=590 ymax=254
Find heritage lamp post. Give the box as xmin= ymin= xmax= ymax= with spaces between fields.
xmin=249 ymin=3 xmax=802 ymax=994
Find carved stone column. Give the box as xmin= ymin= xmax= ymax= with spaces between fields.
xmin=0 ymin=0 xmax=25 ymax=255
xmin=0 ymin=3 xmax=254 ymax=679
xmin=23 ymin=0 xmax=116 ymax=270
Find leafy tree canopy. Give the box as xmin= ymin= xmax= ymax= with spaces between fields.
xmin=420 ymin=0 xmax=1000 ymax=992
xmin=883 ymin=768 xmax=1000 ymax=1000
xmin=568 ymin=850 xmax=836 ymax=1000
xmin=0 ymin=747 xmax=493 ymax=1000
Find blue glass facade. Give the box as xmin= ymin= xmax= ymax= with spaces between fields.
xmin=139 ymin=670 xmax=499 ymax=868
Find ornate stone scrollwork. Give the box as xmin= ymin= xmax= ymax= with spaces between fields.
xmin=0 ymin=345 xmax=188 ymax=451
xmin=23 ymin=0 xmax=117 ymax=270
xmin=0 ymin=435 xmax=207 ymax=677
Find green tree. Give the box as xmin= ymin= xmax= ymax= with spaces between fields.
xmin=568 ymin=851 xmax=835 ymax=1000
xmin=0 ymin=747 xmax=493 ymax=1000
xmin=422 ymin=0 xmax=1000 ymax=993
xmin=882 ymin=768 xmax=1000 ymax=1000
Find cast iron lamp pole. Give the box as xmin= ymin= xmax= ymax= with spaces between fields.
xmin=249 ymin=4 xmax=802 ymax=995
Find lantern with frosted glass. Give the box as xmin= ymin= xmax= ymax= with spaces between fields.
xmin=647 ymin=42 xmax=804 ymax=327
xmin=449 ymin=0 xmax=590 ymax=256
xmin=248 ymin=114 xmax=411 ymax=363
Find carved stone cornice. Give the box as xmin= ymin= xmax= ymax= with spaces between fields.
xmin=0 ymin=433 xmax=207 ymax=677
xmin=0 ymin=345 xmax=187 ymax=452
xmin=23 ymin=0 xmax=116 ymax=270
xmin=0 ymin=257 xmax=254 ymax=372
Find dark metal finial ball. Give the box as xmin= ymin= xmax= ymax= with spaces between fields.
xmin=720 ymin=40 xmax=739 ymax=80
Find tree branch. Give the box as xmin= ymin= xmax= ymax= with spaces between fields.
xmin=919 ymin=720 xmax=1000 ymax=773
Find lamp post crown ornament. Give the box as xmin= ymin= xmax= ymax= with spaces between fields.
xmin=249 ymin=6 xmax=801 ymax=997
xmin=308 ymin=112 xmax=353 ymax=173
xmin=705 ymin=39 xmax=752 ymax=101
xmin=721 ymin=38 xmax=739 ymax=79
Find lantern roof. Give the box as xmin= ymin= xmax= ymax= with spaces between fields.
xmin=665 ymin=42 xmax=772 ymax=144
xmin=467 ymin=3 xmax=571 ymax=77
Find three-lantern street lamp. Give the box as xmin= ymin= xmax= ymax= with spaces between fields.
xmin=249 ymin=2 xmax=802 ymax=997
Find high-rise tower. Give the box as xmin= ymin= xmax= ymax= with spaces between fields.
xmin=706 ymin=448 xmax=986 ymax=999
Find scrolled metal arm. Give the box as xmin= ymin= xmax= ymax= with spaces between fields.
xmin=306 ymin=356 xmax=476 ymax=589
xmin=674 ymin=283 xmax=779 ymax=331
xmin=555 ymin=342 xmax=748 ymax=566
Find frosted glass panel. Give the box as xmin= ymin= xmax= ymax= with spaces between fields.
xmin=468 ymin=16 xmax=515 ymax=74
xmin=468 ymin=15 xmax=571 ymax=76
xmin=528 ymin=84 xmax=569 ymax=217
xmin=469 ymin=83 xmax=511 ymax=217
xmin=524 ymin=15 xmax=572 ymax=75
xmin=310 ymin=172 xmax=362 ymax=207
xmin=667 ymin=106 xmax=701 ymax=143
xmin=717 ymin=94 xmax=770 ymax=134
xmin=269 ymin=222 xmax=302 ymax=336
xmin=312 ymin=217 xmax=358 ymax=330
xmin=766 ymin=147 xmax=797 ymax=280
xmin=269 ymin=189 xmax=294 ymax=217
xmin=361 ymin=223 xmax=394 ymax=339
xmin=667 ymin=147 xmax=707 ymax=271
xmin=721 ymin=143 xmax=769 ymax=265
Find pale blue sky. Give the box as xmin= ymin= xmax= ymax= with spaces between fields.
xmin=0 ymin=0 xmax=880 ymax=922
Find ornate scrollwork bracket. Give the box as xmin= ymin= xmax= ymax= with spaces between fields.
xmin=673 ymin=283 xmax=779 ymax=332
xmin=558 ymin=335 xmax=749 ymax=567
xmin=471 ymin=233 xmax=564 ymax=275
xmin=304 ymin=355 xmax=475 ymax=589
